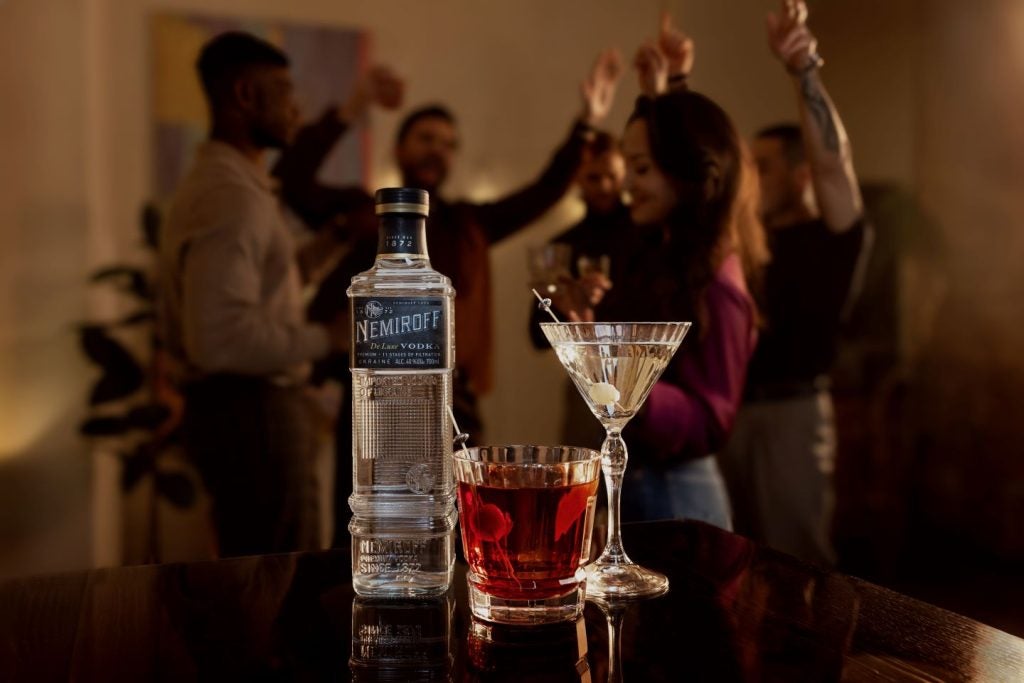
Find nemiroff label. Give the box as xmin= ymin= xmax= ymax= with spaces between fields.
xmin=352 ymin=297 xmax=447 ymax=369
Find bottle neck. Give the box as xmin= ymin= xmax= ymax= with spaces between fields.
xmin=376 ymin=214 xmax=430 ymax=263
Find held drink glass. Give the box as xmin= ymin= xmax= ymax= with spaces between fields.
xmin=540 ymin=322 xmax=690 ymax=599
xmin=454 ymin=445 xmax=601 ymax=624
xmin=526 ymin=243 xmax=573 ymax=295
xmin=576 ymin=254 xmax=611 ymax=280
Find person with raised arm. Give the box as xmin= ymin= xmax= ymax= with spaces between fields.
xmin=275 ymin=50 xmax=624 ymax=545
xmin=559 ymin=14 xmax=768 ymax=529
xmin=719 ymin=0 xmax=873 ymax=565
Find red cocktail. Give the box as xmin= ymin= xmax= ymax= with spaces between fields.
xmin=454 ymin=445 xmax=601 ymax=624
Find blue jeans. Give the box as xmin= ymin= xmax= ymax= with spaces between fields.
xmin=621 ymin=455 xmax=733 ymax=531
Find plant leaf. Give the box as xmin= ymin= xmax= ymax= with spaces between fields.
xmin=141 ymin=203 xmax=161 ymax=250
xmin=79 ymin=326 xmax=143 ymax=404
xmin=116 ymin=310 xmax=155 ymax=327
xmin=121 ymin=445 xmax=157 ymax=490
xmin=154 ymin=472 xmax=196 ymax=508
xmin=89 ymin=267 xmax=152 ymax=301
xmin=125 ymin=403 xmax=171 ymax=431
xmin=79 ymin=415 xmax=129 ymax=436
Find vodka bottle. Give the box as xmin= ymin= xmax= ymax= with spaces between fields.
xmin=347 ymin=187 xmax=456 ymax=596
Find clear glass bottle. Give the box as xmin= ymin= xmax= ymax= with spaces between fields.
xmin=347 ymin=187 xmax=457 ymax=597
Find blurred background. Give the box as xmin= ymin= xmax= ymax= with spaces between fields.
xmin=1 ymin=0 xmax=1022 ymax=635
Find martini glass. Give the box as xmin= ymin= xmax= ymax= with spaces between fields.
xmin=541 ymin=322 xmax=690 ymax=599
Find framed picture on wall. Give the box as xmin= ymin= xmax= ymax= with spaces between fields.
xmin=149 ymin=12 xmax=369 ymax=201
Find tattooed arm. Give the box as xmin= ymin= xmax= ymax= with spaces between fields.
xmin=768 ymin=0 xmax=862 ymax=232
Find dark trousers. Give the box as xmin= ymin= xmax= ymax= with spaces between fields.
xmin=183 ymin=375 xmax=320 ymax=557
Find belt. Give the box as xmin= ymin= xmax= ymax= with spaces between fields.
xmin=744 ymin=375 xmax=830 ymax=402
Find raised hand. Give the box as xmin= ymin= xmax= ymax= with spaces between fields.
xmin=658 ymin=10 xmax=694 ymax=78
xmin=366 ymin=65 xmax=404 ymax=109
xmin=634 ymin=42 xmax=667 ymax=97
xmin=581 ymin=48 xmax=624 ymax=126
xmin=340 ymin=64 xmax=406 ymax=124
xmin=579 ymin=271 xmax=612 ymax=308
xmin=766 ymin=0 xmax=821 ymax=74
xmin=767 ymin=0 xmax=861 ymax=230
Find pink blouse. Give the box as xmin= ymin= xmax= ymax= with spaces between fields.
xmin=629 ymin=253 xmax=758 ymax=462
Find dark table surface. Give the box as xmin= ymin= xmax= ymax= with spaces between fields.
xmin=2 ymin=520 xmax=1022 ymax=682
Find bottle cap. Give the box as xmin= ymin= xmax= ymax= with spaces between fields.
xmin=375 ymin=187 xmax=430 ymax=216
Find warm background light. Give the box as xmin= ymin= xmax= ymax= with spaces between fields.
xmin=0 ymin=6 xmax=1023 ymax=641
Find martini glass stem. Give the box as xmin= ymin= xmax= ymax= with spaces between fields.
xmin=598 ymin=427 xmax=631 ymax=565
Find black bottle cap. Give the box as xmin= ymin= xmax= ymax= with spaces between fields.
xmin=375 ymin=187 xmax=430 ymax=216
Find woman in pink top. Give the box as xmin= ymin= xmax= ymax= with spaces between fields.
xmin=562 ymin=30 xmax=767 ymax=528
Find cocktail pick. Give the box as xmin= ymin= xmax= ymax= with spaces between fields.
xmin=531 ymin=288 xmax=561 ymax=323
xmin=447 ymin=405 xmax=470 ymax=454
xmin=533 ymin=288 xmax=620 ymax=409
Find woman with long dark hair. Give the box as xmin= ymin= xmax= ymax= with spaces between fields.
xmin=563 ymin=19 xmax=768 ymax=528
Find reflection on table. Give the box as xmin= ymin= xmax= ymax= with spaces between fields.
xmin=1 ymin=520 xmax=1022 ymax=681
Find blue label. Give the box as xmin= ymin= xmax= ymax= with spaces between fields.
xmin=352 ymin=297 xmax=447 ymax=369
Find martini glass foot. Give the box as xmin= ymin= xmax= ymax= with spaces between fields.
xmin=585 ymin=561 xmax=668 ymax=599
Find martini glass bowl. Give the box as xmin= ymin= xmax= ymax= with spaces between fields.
xmin=541 ymin=322 xmax=690 ymax=599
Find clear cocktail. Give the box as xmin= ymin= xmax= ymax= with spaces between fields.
xmin=541 ymin=322 xmax=690 ymax=599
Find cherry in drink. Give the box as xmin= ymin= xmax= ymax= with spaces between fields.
xmin=458 ymin=479 xmax=598 ymax=599
xmin=453 ymin=445 xmax=601 ymax=624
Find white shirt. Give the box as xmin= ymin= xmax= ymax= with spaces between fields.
xmin=158 ymin=140 xmax=329 ymax=383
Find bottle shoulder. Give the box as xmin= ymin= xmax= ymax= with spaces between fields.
xmin=348 ymin=263 xmax=453 ymax=297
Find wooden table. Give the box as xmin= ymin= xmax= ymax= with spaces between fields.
xmin=2 ymin=520 xmax=1022 ymax=681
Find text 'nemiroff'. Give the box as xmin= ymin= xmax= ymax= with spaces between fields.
xmin=355 ymin=310 xmax=442 ymax=343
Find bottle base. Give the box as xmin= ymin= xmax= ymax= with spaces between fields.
xmin=353 ymin=570 xmax=454 ymax=598
xmin=350 ymin=521 xmax=455 ymax=597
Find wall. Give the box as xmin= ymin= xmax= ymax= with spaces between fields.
xmin=0 ymin=0 xmax=95 ymax=577
xmin=907 ymin=0 xmax=1024 ymax=558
